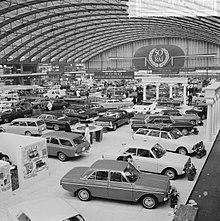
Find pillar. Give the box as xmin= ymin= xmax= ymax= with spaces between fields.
xmin=169 ymin=84 xmax=173 ymax=98
xmin=143 ymin=84 xmax=146 ymax=101
xmin=183 ymin=84 xmax=187 ymax=106
xmin=206 ymin=98 xmax=214 ymax=142
xmin=156 ymin=83 xmax=160 ymax=100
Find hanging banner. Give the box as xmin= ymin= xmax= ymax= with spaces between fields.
xmin=94 ymin=71 xmax=134 ymax=79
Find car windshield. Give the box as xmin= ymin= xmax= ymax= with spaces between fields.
xmin=151 ymin=143 xmax=166 ymax=158
xmin=36 ymin=120 xmax=45 ymax=126
xmin=63 ymin=214 xmax=85 ymax=221
xmin=169 ymin=129 xmax=183 ymax=139
xmin=123 ymin=163 xmax=140 ymax=183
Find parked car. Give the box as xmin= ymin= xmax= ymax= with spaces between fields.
xmin=60 ymin=159 xmax=171 ymax=209
xmin=185 ymin=103 xmax=207 ymax=120
xmin=132 ymin=128 xmax=204 ymax=155
xmin=95 ymin=109 xmax=132 ymax=131
xmin=160 ymin=109 xmax=203 ymax=126
xmin=157 ymin=97 xmax=182 ymax=108
xmin=42 ymin=131 xmax=90 ymax=161
xmin=44 ymin=99 xmax=69 ymax=111
xmin=64 ymin=106 xmax=99 ymax=122
xmin=0 ymin=118 xmax=47 ymax=136
xmin=102 ymin=141 xmax=191 ymax=180
xmin=131 ymin=115 xmax=198 ymax=135
xmin=43 ymin=89 xmax=66 ymax=99
xmin=36 ymin=113 xmax=79 ymax=131
xmin=132 ymin=100 xmax=157 ymax=114
xmin=0 ymin=107 xmax=33 ymax=124
xmin=7 ymin=197 xmax=85 ymax=221
xmin=98 ymin=98 xmax=133 ymax=109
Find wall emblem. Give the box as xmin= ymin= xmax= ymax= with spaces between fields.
xmin=148 ymin=48 xmax=170 ymax=67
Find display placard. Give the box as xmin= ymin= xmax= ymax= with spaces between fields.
xmin=94 ymin=71 xmax=134 ymax=79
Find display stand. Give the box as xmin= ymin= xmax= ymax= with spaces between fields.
xmin=71 ymin=124 xmax=103 ymax=144
xmin=0 ymin=160 xmax=12 ymax=197
xmin=173 ymin=204 xmax=198 ymax=221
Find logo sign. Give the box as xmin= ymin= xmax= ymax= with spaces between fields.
xmin=94 ymin=71 xmax=134 ymax=79
xmin=148 ymin=48 xmax=170 ymax=68
xmin=133 ymin=44 xmax=185 ymax=72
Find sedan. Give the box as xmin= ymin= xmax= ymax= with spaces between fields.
xmin=102 ymin=141 xmax=191 ymax=180
xmin=132 ymin=128 xmax=204 ymax=155
xmin=60 ymin=159 xmax=171 ymax=209
xmin=7 ymin=197 xmax=85 ymax=221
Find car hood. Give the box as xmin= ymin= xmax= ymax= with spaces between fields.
xmin=161 ymin=152 xmax=190 ymax=166
xmin=60 ymin=167 xmax=88 ymax=183
xmin=135 ymin=173 xmax=169 ymax=192
xmin=176 ymin=136 xmax=202 ymax=146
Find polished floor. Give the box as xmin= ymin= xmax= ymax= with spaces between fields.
xmin=0 ymin=114 xmax=214 ymax=221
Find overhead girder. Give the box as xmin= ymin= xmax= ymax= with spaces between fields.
xmin=1 ymin=1 xmax=220 ymax=64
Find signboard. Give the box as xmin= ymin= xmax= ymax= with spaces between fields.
xmin=94 ymin=71 xmax=134 ymax=79
xmin=133 ymin=45 xmax=185 ymax=72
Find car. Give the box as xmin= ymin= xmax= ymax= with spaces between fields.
xmin=44 ymin=99 xmax=69 ymax=111
xmin=0 ymin=118 xmax=47 ymax=136
xmin=132 ymin=100 xmax=157 ymax=114
xmin=64 ymin=106 xmax=99 ymax=122
xmin=7 ymin=197 xmax=85 ymax=221
xmin=43 ymin=89 xmax=66 ymax=99
xmin=160 ymin=109 xmax=203 ymax=126
xmin=0 ymin=107 xmax=33 ymax=124
xmin=42 ymin=131 xmax=90 ymax=161
xmin=60 ymin=159 xmax=171 ymax=209
xmin=157 ymin=98 xmax=182 ymax=108
xmin=185 ymin=104 xmax=207 ymax=120
xmin=131 ymin=115 xmax=198 ymax=135
xmin=102 ymin=141 xmax=191 ymax=180
xmin=36 ymin=113 xmax=79 ymax=131
xmin=95 ymin=109 xmax=132 ymax=131
xmin=98 ymin=98 xmax=133 ymax=109
xmin=132 ymin=128 xmax=204 ymax=155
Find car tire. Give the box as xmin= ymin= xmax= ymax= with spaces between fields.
xmin=113 ymin=124 xmax=117 ymax=131
xmin=25 ymin=131 xmax=32 ymax=136
xmin=201 ymin=114 xmax=206 ymax=120
xmin=176 ymin=147 xmax=188 ymax=155
xmin=163 ymin=168 xmax=177 ymax=180
xmin=4 ymin=118 xmax=9 ymax=123
xmin=181 ymin=128 xmax=189 ymax=136
xmin=57 ymin=152 xmax=67 ymax=161
xmin=190 ymin=120 xmax=196 ymax=126
xmin=141 ymin=194 xmax=158 ymax=209
xmin=77 ymin=188 xmax=91 ymax=201
xmin=53 ymin=124 xmax=59 ymax=131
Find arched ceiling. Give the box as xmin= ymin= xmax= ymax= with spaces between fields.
xmin=0 ymin=0 xmax=220 ymax=64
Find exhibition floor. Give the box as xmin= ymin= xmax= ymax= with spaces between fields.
xmin=0 ymin=118 xmax=214 ymax=221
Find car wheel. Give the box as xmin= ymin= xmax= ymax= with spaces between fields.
xmin=25 ymin=131 xmax=32 ymax=136
xmin=177 ymin=147 xmax=188 ymax=155
xmin=53 ymin=124 xmax=59 ymax=131
xmin=190 ymin=120 xmax=196 ymax=126
xmin=77 ymin=188 xmax=91 ymax=201
xmin=126 ymin=118 xmax=130 ymax=124
xmin=57 ymin=152 xmax=67 ymax=161
xmin=201 ymin=114 xmax=206 ymax=120
xmin=113 ymin=124 xmax=117 ymax=131
xmin=141 ymin=194 xmax=158 ymax=209
xmin=181 ymin=128 xmax=189 ymax=136
xmin=4 ymin=118 xmax=9 ymax=123
xmin=163 ymin=168 xmax=177 ymax=180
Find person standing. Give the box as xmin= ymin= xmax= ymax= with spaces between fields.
xmin=84 ymin=123 xmax=91 ymax=144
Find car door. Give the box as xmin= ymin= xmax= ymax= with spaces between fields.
xmin=147 ymin=130 xmax=160 ymax=142
xmin=19 ymin=121 xmax=28 ymax=135
xmin=6 ymin=120 xmax=20 ymax=134
xmin=133 ymin=148 xmax=158 ymax=173
xmin=157 ymin=131 xmax=174 ymax=152
xmin=85 ymin=170 xmax=109 ymax=198
xmin=108 ymin=171 xmax=133 ymax=201
xmin=47 ymin=137 xmax=60 ymax=156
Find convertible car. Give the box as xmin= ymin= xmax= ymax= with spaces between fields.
xmin=60 ymin=159 xmax=171 ymax=209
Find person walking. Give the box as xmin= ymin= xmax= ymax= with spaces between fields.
xmin=84 ymin=123 xmax=91 ymax=145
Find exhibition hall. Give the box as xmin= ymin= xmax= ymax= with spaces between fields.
xmin=1 ymin=1 xmax=220 ymax=221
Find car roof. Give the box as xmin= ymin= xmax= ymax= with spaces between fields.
xmin=91 ymin=159 xmax=128 ymax=171
xmin=121 ymin=140 xmax=159 ymax=150
xmin=20 ymin=198 xmax=79 ymax=221
xmin=136 ymin=127 xmax=176 ymax=132
xmin=147 ymin=115 xmax=170 ymax=119
xmin=42 ymin=131 xmax=81 ymax=139
xmin=12 ymin=118 xmax=43 ymax=122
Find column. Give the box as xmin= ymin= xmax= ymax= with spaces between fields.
xmin=156 ymin=83 xmax=160 ymax=100
xmin=183 ymin=84 xmax=187 ymax=106
xmin=169 ymin=84 xmax=173 ymax=98
xmin=206 ymin=98 xmax=214 ymax=142
xmin=143 ymin=84 xmax=146 ymax=101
